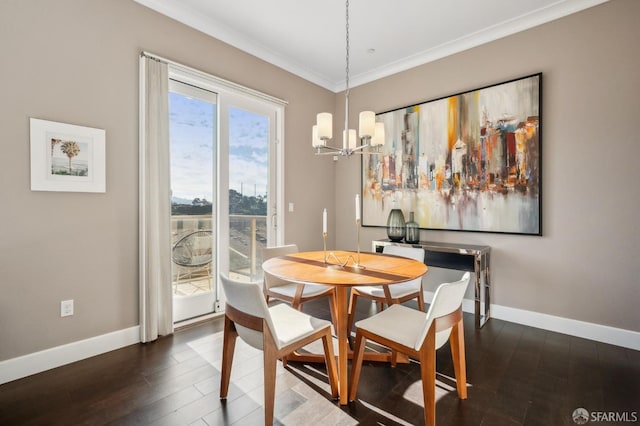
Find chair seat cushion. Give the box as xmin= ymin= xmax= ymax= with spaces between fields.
xmin=355 ymin=280 xmax=420 ymax=299
xmin=355 ymin=304 xmax=428 ymax=349
xmin=270 ymin=283 xmax=332 ymax=299
xmin=269 ymin=303 xmax=332 ymax=349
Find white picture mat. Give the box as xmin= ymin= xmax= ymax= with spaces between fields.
xmin=30 ymin=118 xmax=106 ymax=192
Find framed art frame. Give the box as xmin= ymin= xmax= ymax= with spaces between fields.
xmin=362 ymin=73 xmax=541 ymax=235
xmin=30 ymin=118 xmax=106 ymax=193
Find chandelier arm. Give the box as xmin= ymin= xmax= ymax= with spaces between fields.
xmin=321 ymin=145 xmax=344 ymax=152
xmin=349 ymin=144 xmax=370 ymax=152
xmin=315 ymin=146 xmax=344 ymax=154
xmin=315 ymin=151 xmax=343 ymax=156
xmin=351 ymin=151 xmax=380 ymax=156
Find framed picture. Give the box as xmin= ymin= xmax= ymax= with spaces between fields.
xmin=362 ymin=73 xmax=541 ymax=235
xmin=30 ymin=118 xmax=106 ymax=193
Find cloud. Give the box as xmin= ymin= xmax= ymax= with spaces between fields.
xmin=169 ymin=93 xmax=269 ymax=200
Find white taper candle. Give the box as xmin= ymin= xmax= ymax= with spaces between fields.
xmin=323 ymin=208 xmax=327 ymax=234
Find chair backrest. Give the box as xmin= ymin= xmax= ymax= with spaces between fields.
xmin=262 ymin=244 xmax=299 ymax=289
xmin=172 ymin=230 xmax=213 ymax=267
xmin=219 ymin=273 xmax=276 ymax=350
xmin=415 ymin=272 xmax=470 ymax=350
xmin=383 ymin=244 xmax=425 ymax=289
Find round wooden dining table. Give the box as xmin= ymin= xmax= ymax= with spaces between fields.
xmin=262 ymin=250 xmax=428 ymax=405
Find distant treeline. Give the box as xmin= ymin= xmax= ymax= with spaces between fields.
xmin=171 ymin=189 xmax=267 ymax=216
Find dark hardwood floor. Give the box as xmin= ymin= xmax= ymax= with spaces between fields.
xmin=1 ymin=298 xmax=638 ymax=425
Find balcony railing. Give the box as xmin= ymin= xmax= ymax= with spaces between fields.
xmin=171 ymin=214 xmax=267 ymax=284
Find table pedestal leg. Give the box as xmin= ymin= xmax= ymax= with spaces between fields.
xmin=335 ymin=286 xmax=348 ymax=405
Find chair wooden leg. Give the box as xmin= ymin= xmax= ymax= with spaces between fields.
xmin=420 ymin=351 xmax=436 ymax=426
xmin=418 ymin=326 xmax=437 ymax=426
xmin=348 ymin=332 xmax=367 ymax=401
xmin=321 ymin=331 xmax=339 ymax=399
xmin=220 ymin=316 xmax=238 ymax=399
xmin=292 ymin=284 xmax=305 ymax=310
xmin=263 ymin=326 xmax=279 ymax=426
xmin=346 ymin=292 xmax=359 ymax=341
xmin=390 ymin=349 xmax=399 ymax=367
xmin=449 ymin=320 xmax=467 ymax=399
xmin=417 ymin=288 xmax=426 ymax=312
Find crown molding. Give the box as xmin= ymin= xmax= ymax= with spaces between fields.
xmin=135 ymin=0 xmax=609 ymax=92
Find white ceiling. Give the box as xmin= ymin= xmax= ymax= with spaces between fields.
xmin=134 ymin=0 xmax=607 ymax=92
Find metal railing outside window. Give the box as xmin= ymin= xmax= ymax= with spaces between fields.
xmin=171 ymin=214 xmax=267 ymax=282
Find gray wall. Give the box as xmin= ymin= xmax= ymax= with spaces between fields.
xmin=336 ymin=0 xmax=640 ymax=333
xmin=0 ymin=0 xmax=638 ymax=363
xmin=0 ymin=0 xmax=335 ymax=361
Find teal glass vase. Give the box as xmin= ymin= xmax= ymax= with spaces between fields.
xmin=386 ymin=209 xmax=406 ymax=242
xmin=405 ymin=211 xmax=420 ymax=243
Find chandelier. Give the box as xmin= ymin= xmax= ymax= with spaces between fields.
xmin=312 ymin=0 xmax=385 ymax=156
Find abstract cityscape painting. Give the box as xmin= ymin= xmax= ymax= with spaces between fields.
xmin=362 ymin=73 xmax=541 ymax=235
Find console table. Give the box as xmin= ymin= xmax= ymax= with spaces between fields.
xmin=372 ymin=239 xmax=491 ymax=328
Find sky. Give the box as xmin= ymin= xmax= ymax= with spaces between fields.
xmin=169 ymin=92 xmax=268 ymax=202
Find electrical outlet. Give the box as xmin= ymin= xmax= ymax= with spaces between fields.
xmin=61 ymin=299 xmax=74 ymax=317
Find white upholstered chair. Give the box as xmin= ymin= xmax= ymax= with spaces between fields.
xmin=263 ymin=244 xmax=337 ymax=325
xmin=346 ymin=244 xmax=425 ymax=334
xmin=349 ymin=272 xmax=471 ymax=426
xmin=219 ymin=274 xmax=338 ymax=425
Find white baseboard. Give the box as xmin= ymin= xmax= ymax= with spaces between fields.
xmin=423 ymin=291 xmax=640 ymax=351
xmin=0 ymin=326 xmax=140 ymax=385
xmin=490 ymin=304 xmax=640 ymax=351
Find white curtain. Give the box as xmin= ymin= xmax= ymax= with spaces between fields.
xmin=139 ymin=55 xmax=173 ymax=342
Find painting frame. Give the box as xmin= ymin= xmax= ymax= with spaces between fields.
xmin=361 ymin=73 xmax=542 ymax=236
xmin=30 ymin=118 xmax=106 ymax=193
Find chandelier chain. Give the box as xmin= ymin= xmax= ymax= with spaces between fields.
xmin=345 ymin=0 xmax=350 ymax=95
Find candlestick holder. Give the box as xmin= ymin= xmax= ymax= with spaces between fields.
xmin=354 ymin=218 xmax=362 ymax=268
xmin=323 ymin=232 xmax=328 ymax=263
xmin=321 ymin=219 xmax=364 ymax=269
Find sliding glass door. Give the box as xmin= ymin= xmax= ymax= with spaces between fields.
xmin=168 ymin=69 xmax=284 ymax=323
xmin=218 ymin=94 xmax=279 ymax=290
xmin=169 ymin=80 xmax=217 ymax=322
